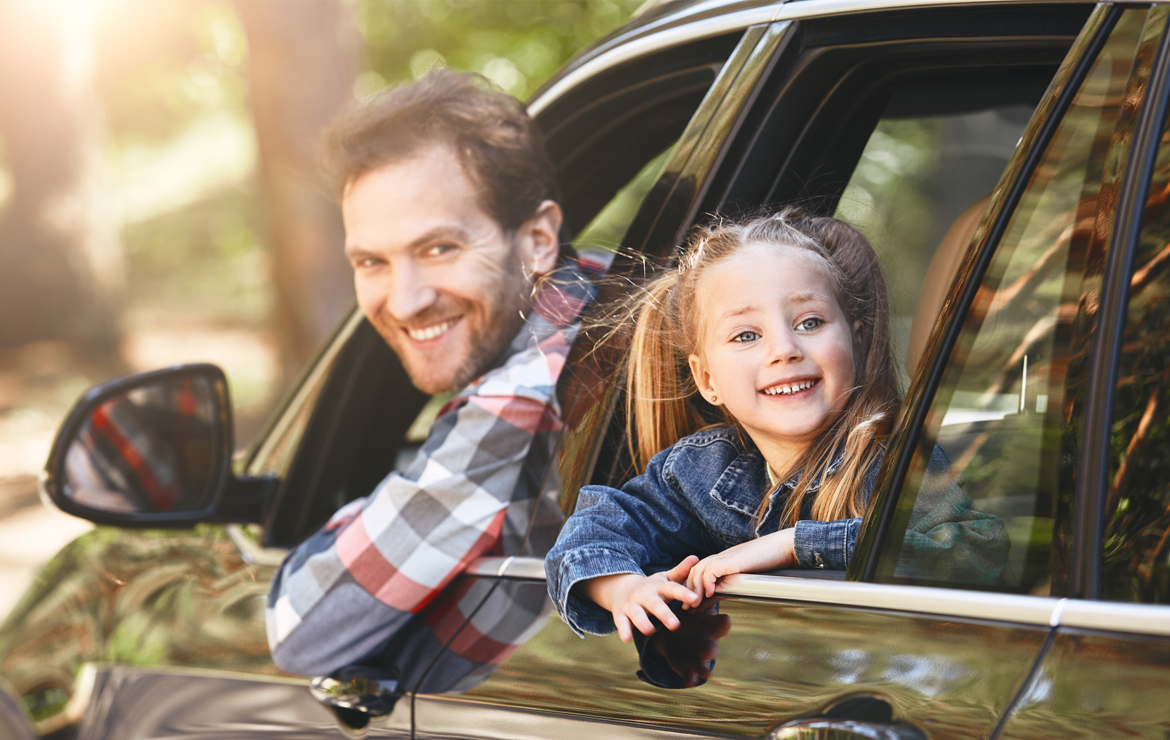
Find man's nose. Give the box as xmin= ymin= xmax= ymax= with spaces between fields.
xmin=384 ymin=263 xmax=438 ymax=321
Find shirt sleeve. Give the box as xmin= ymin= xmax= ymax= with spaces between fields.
xmin=545 ymin=448 xmax=714 ymax=637
xmin=266 ymin=350 xmax=563 ymax=677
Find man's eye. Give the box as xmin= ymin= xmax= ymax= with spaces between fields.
xmin=796 ymin=318 xmax=822 ymax=331
xmin=354 ymin=257 xmax=382 ymax=269
xmin=423 ymin=243 xmax=457 ymax=258
xmin=733 ymin=330 xmax=760 ymax=343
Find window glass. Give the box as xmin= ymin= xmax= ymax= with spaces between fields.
xmin=1103 ymin=43 xmax=1170 ymax=604
xmin=839 ymin=105 xmax=1036 ymax=384
xmin=874 ymin=9 xmax=1156 ymax=594
xmin=244 ymin=312 xmax=360 ymax=478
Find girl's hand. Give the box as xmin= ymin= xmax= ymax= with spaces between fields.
xmin=687 ymin=529 xmax=796 ymax=598
xmin=585 ymin=556 xmax=701 ymax=643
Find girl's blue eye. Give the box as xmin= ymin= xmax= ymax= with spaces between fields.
xmin=733 ymin=330 xmax=760 ymax=343
xmin=796 ymin=318 xmax=822 ymax=331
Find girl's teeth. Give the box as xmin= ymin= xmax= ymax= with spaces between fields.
xmin=408 ymin=319 xmax=456 ymax=341
xmin=764 ymin=380 xmax=814 ymax=396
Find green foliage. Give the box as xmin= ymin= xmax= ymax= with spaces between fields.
xmin=356 ymin=0 xmax=645 ymax=100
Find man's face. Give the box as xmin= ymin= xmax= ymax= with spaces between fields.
xmin=343 ymin=145 xmax=560 ymax=394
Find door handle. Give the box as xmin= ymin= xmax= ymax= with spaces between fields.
xmin=309 ymin=667 xmax=401 ymax=735
xmin=770 ymin=718 xmax=928 ymax=740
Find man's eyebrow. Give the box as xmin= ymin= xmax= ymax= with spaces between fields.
xmin=344 ymin=225 xmax=473 ymax=258
xmin=405 ymin=224 xmax=473 ymax=250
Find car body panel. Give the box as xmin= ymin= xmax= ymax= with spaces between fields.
xmin=997 ymin=627 xmax=1170 ymax=739
xmin=415 ymin=572 xmax=1047 ymax=739
xmin=5 ymin=1 xmax=1170 ymax=738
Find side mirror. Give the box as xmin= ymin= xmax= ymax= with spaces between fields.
xmin=41 ymin=364 xmax=275 ymax=527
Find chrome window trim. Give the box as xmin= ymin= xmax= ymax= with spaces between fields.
xmin=246 ymin=308 xmax=365 ymax=477
xmin=476 ymin=557 xmax=1170 ymax=637
xmin=227 ymin=523 xmax=289 ymax=567
xmin=529 ymin=6 xmax=776 ymax=117
xmin=1060 ymin=599 xmax=1170 ymax=637
xmin=530 ymin=0 xmax=1097 ymax=117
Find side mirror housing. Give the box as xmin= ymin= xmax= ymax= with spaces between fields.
xmin=41 ymin=363 xmax=275 ymax=527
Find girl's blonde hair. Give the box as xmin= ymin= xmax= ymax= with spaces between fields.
xmin=624 ymin=207 xmax=900 ymax=529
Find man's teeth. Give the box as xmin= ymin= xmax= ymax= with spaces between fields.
xmin=408 ymin=319 xmax=457 ymax=341
xmin=763 ymin=380 xmax=815 ymax=396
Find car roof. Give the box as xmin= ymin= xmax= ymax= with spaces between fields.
xmin=529 ymin=0 xmax=1098 ymax=117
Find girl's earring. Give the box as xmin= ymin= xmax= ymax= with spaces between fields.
xmin=709 ymin=394 xmax=718 ymax=405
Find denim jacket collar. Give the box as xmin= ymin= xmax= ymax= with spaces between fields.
xmin=696 ymin=427 xmax=845 ymax=535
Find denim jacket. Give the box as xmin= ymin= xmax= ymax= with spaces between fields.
xmin=547 ymin=425 xmax=1007 ymax=636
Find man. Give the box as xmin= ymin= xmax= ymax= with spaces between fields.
xmin=266 ymin=69 xmax=597 ymax=679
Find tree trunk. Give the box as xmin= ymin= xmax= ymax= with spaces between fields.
xmin=0 ymin=2 xmax=124 ymax=364
xmin=235 ymin=0 xmax=360 ymax=381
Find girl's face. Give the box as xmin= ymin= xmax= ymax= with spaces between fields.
xmin=688 ymin=242 xmax=857 ymax=467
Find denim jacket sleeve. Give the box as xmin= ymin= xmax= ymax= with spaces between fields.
xmin=792 ymin=517 xmax=863 ymax=570
xmin=546 ymin=446 xmax=714 ymax=637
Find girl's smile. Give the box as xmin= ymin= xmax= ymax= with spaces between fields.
xmin=688 ymin=242 xmax=857 ymax=470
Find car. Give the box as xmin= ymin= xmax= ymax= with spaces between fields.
xmin=4 ymin=0 xmax=1170 ymax=737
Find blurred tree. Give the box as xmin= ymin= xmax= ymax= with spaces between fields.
xmin=356 ymin=0 xmax=641 ymax=99
xmin=235 ymin=1 xmax=360 ymax=381
xmin=0 ymin=2 xmax=123 ymax=365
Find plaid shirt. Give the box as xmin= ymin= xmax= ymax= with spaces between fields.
xmin=267 ymin=260 xmax=598 ymax=678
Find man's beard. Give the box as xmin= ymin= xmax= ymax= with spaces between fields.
xmin=389 ymin=263 xmax=535 ymax=395
xmin=440 ymin=281 xmax=531 ymax=392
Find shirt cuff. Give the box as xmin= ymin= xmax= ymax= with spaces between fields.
xmin=792 ymin=517 xmax=862 ymax=570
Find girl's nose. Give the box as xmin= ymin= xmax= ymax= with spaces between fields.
xmin=768 ymin=328 xmax=803 ymax=364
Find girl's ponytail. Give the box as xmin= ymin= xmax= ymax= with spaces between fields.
xmin=625 ymin=270 xmax=704 ymax=472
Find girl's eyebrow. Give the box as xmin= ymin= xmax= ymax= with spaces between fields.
xmin=715 ymin=292 xmax=832 ymax=322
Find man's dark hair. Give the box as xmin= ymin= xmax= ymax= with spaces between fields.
xmin=323 ymin=68 xmax=563 ymax=239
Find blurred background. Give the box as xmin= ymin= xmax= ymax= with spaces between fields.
xmin=0 ymin=0 xmax=645 ymax=618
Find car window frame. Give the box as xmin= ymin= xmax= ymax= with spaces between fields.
xmin=1081 ymin=5 xmax=1170 ymax=601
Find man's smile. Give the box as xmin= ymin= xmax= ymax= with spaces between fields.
xmin=405 ymin=317 xmax=460 ymax=342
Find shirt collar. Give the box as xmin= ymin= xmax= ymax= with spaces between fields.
xmin=507 ymin=257 xmax=600 ymax=355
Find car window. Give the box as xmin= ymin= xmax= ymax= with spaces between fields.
xmin=837 ymin=102 xmax=1036 ymax=385
xmin=1102 ymin=57 xmax=1170 ymax=605
xmin=873 ymin=8 xmax=1159 ymax=595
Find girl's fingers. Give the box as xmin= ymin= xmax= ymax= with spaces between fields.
xmin=627 ymin=604 xmax=657 ymax=638
xmin=701 ymin=564 xmax=720 ymax=597
xmin=613 ymin=613 xmax=633 ymax=643
xmin=646 ymin=597 xmax=681 ymax=631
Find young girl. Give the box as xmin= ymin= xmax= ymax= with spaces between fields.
xmin=545 ymin=208 xmax=1004 ymax=643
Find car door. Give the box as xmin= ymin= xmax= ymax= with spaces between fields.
xmin=0 ymin=18 xmax=734 ymax=740
xmin=411 ymin=3 xmax=1113 ymax=739
xmin=994 ymin=9 xmax=1170 ymax=735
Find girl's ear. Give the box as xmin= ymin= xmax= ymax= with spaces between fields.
xmin=688 ymin=354 xmax=720 ymax=406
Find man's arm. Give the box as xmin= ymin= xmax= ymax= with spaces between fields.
xmin=266 ymin=338 xmax=568 ymax=677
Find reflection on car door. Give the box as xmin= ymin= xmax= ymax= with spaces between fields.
xmin=999 ymin=11 xmax=1170 ymax=734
